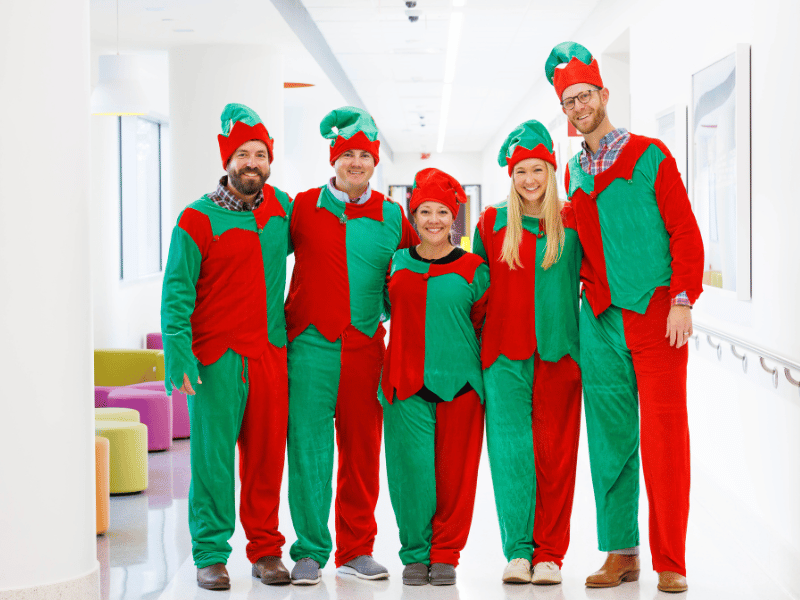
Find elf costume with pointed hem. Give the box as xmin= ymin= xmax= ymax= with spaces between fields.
xmin=379 ymin=168 xmax=489 ymax=568
xmin=547 ymin=42 xmax=704 ymax=576
xmin=285 ymin=106 xmax=418 ymax=569
xmin=161 ymin=103 xmax=292 ymax=569
xmin=474 ymin=120 xmax=583 ymax=569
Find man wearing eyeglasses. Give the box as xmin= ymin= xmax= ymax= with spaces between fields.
xmin=545 ymin=42 xmax=704 ymax=593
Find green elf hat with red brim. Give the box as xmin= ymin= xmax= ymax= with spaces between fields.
xmin=217 ymin=103 xmax=274 ymax=168
xmin=545 ymin=41 xmax=604 ymax=100
xmin=498 ymin=120 xmax=557 ymax=176
xmin=320 ymin=106 xmax=381 ymax=166
xmin=409 ymin=168 xmax=467 ymax=217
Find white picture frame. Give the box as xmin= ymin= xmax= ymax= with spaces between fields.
xmin=690 ymin=43 xmax=751 ymax=302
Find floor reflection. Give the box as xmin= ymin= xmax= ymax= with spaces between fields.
xmin=98 ymin=440 xmax=192 ymax=600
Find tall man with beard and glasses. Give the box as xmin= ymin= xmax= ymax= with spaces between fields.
xmin=545 ymin=43 xmax=704 ymax=593
xmin=161 ymin=103 xmax=293 ymax=591
xmin=284 ymin=106 xmax=418 ymax=585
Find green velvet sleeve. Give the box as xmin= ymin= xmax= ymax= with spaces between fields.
xmin=160 ymin=224 xmax=202 ymax=396
xmin=472 ymin=224 xmax=488 ymax=261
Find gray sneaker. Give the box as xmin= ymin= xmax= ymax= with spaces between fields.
xmin=429 ymin=563 xmax=456 ymax=586
xmin=402 ymin=562 xmax=429 ymax=586
xmin=337 ymin=555 xmax=389 ymax=580
xmin=291 ymin=558 xmax=321 ymax=585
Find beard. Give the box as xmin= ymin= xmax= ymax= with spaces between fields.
xmin=570 ymin=103 xmax=607 ymax=135
xmin=228 ymin=165 xmax=269 ymax=196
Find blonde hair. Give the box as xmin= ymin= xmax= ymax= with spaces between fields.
xmin=499 ymin=162 xmax=565 ymax=270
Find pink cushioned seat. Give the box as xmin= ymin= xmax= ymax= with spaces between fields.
xmin=130 ymin=381 xmax=190 ymax=439
xmin=94 ymin=385 xmax=117 ymax=408
xmin=106 ymin=388 xmax=172 ymax=451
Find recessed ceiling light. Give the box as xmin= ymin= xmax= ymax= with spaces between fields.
xmin=173 ymin=28 xmax=194 ymax=32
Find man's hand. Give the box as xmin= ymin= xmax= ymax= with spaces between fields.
xmin=178 ymin=373 xmax=202 ymax=395
xmin=666 ymin=305 xmax=693 ymax=348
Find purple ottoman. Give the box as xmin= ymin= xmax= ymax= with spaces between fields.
xmin=131 ymin=381 xmax=190 ymax=439
xmin=146 ymin=333 xmax=163 ymax=350
xmin=94 ymin=386 xmax=118 ymax=408
xmin=107 ymin=388 xmax=172 ymax=451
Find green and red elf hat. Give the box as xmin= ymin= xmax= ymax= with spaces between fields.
xmin=320 ymin=106 xmax=381 ymax=166
xmin=498 ymin=120 xmax=557 ymax=176
xmin=545 ymin=41 xmax=604 ymax=100
xmin=217 ymin=103 xmax=274 ymax=168
xmin=409 ymin=168 xmax=467 ymax=217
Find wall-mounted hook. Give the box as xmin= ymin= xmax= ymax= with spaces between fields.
xmin=760 ymin=357 xmax=779 ymax=388
xmin=707 ymin=335 xmax=722 ymax=360
xmin=731 ymin=345 xmax=747 ymax=373
xmin=785 ymin=368 xmax=800 ymax=388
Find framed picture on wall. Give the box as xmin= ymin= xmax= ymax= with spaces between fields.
xmin=655 ymin=104 xmax=688 ymax=186
xmin=690 ymin=43 xmax=751 ymax=301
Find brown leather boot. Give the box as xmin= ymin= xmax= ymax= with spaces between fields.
xmin=252 ymin=555 xmax=291 ymax=585
xmin=658 ymin=571 xmax=688 ymax=593
xmin=197 ymin=563 xmax=231 ymax=590
xmin=585 ymin=554 xmax=640 ymax=588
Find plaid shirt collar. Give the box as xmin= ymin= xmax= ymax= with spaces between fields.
xmin=209 ymin=176 xmax=264 ymax=211
xmin=580 ymin=127 xmax=630 ymax=175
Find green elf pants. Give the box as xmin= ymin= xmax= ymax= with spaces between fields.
xmin=287 ymin=324 xmax=384 ymax=568
xmin=580 ymin=287 xmax=690 ymax=575
xmin=188 ymin=345 xmax=288 ymax=568
xmin=383 ymin=391 xmax=484 ymax=566
xmin=484 ymin=353 xmax=581 ymax=566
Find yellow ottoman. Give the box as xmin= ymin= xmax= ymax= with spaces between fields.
xmin=96 ymin=436 xmax=110 ymax=535
xmin=95 ymin=407 xmax=140 ymax=423
xmin=94 ymin=349 xmax=165 ymax=386
xmin=95 ymin=420 xmax=148 ymax=494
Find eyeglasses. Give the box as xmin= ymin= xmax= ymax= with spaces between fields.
xmin=560 ymin=88 xmax=601 ymax=110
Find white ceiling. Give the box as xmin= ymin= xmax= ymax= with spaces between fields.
xmin=90 ymin=0 xmax=602 ymax=155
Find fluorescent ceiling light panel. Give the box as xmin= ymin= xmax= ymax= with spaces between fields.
xmin=443 ymin=12 xmax=464 ymax=83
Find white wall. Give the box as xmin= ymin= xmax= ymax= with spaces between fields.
xmin=1 ymin=0 xmax=98 ymax=593
xmin=90 ymin=49 xmax=169 ymax=349
xmin=476 ymin=0 xmax=800 ymax=594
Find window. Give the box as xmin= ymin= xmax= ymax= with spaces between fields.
xmin=119 ymin=116 xmax=168 ymax=280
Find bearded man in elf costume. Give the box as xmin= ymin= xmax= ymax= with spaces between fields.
xmin=474 ymin=120 xmax=582 ymax=585
xmin=284 ymin=106 xmax=419 ymax=585
xmin=545 ymin=42 xmax=704 ymax=593
xmin=161 ymin=103 xmax=293 ymax=590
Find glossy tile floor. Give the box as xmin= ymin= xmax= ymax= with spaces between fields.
xmin=99 ymin=434 xmax=792 ymax=600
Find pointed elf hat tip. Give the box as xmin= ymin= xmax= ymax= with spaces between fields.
xmin=409 ymin=167 xmax=467 ymax=217
xmin=498 ymin=120 xmax=556 ymax=175
xmin=217 ymin=103 xmax=274 ymax=168
xmin=545 ymin=41 xmax=604 ymax=99
xmin=320 ymin=106 xmax=381 ymax=165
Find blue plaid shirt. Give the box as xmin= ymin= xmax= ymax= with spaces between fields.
xmin=580 ymin=128 xmax=630 ymax=175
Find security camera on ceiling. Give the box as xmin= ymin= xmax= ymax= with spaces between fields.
xmin=405 ymin=8 xmax=421 ymax=22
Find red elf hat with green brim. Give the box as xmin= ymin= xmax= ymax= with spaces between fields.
xmin=545 ymin=41 xmax=604 ymax=100
xmin=320 ymin=106 xmax=381 ymax=165
xmin=217 ymin=103 xmax=274 ymax=168
xmin=409 ymin=168 xmax=467 ymax=217
xmin=498 ymin=120 xmax=556 ymax=176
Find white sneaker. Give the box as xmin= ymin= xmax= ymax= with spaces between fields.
xmin=531 ymin=561 xmax=562 ymax=585
xmin=502 ymin=558 xmax=532 ymax=583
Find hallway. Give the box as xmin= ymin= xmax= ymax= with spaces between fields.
xmin=99 ymin=357 xmax=794 ymax=600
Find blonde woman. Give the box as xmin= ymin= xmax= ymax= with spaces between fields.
xmin=473 ymin=120 xmax=582 ymax=585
